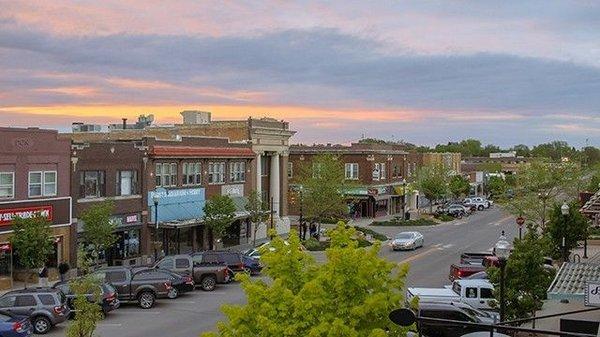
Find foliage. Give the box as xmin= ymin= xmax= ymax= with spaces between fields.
xmin=487 ymin=176 xmax=508 ymax=198
xmin=511 ymin=144 xmax=530 ymax=157
xmin=434 ymin=213 xmax=455 ymax=222
xmin=372 ymin=218 xmax=438 ymax=227
xmin=531 ymin=141 xmax=577 ymax=162
xmin=448 ymin=175 xmax=471 ymax=199
xmin=480 ymin=162 xmax=503 ymax=173
xmin=506 ymin=160 xmax=581 ymax=229
xmin=298 ymin=154 xmax=350 ymax=232
xmin=67 ymin=250 xmax=103 ymax=337
xmin=80 ymin=201 xmax=117 ymax=261
xmin=415 ymin=164 xmax=449 ymax=213
xmin=544 ymin=202 xmax=588 ymax=260
xmin=203 ymin=224 xmax=412 ymax=337
xmin=487 ymin=231 xmax=555 ymax=322
xmin=353 ymin=226 xmax=388 ymax=241
xmin=246 ymin=190 xmax=270 ymax=247
xmin=10 ymin=216 xmax=54 ymax=288
xmin=303 ymin=237 xmax=323 ymax=251
xmin=203 ymin=195 xmax=237 ymax=248
xmin=588 ymin=166 xmax=600 ymax=192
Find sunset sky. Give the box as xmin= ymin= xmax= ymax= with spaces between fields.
xmin=1 ymin=1 xmax=599 ymax=146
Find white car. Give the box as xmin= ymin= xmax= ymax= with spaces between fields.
xmin=389 ymin=231 xmax=424 ymax=251
xmin=463 ymin=197 xmax=490 ymax=211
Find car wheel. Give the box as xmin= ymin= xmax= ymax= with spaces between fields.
xmin=201 ymin=275 xmax=217 ymax=291
xmin=138 ymin=291 xmax=156 ymax=309
xmin=478 ymin=205 xmax=484 ymax=211
xmin=244 ymin=267 xmax=252 ymax=275
xmin=33 ymin=316 xmax=51 ymax=334
xmin=167 ymin=287 xmax=179 ymax=299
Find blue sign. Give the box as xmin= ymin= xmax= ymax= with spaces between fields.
xmin=148 ymin=187 xmax=206 ymax=223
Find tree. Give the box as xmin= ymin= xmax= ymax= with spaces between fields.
xmin=202 ymin=223 xmax=412 ymax=337
xmin=545 ymin=202 xmax=588 ymax=260
xmin=246 ymin=190 xmax=269 ymax=247
xmin=531 ymin=141 xmax=575 ymax=162
xmin=80 ymin=201 xmax=117 ymax=264
xmin=487 ymin=231 xmax=555 ymax=322
xmin=581 ymin=146 xmax=600 ymax=167
xmin=448 ymin=175 xmax=470 ymax=199
xmin=299 ymin=154 xmax=349 ymax=235
xmin=10 ymin=216 xmax=54 ymax=288
xmin=486 ymin=176 xmax=507 ymax=199
xmin=203 ymin=195 xmax=236 ymax=249
xmin=511 ymin=144 xmax=530 ymax=157
xmin=67 ymin=247 xmax=103 ymax=337
xmin=415 ymin=164 xmax=449 ymax=213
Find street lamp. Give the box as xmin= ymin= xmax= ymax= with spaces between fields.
xmin=401 ymin=179 xmax=407 ymax=220
xmin=561 ymin=202 xmax=569 ymax=262
xmin=298 ymin=187 xmax=305 ymax=240
xmin=152 ymin=194 xmax=160 ymax=261
xmin=495 ymin=231 xmax=511 ymax=323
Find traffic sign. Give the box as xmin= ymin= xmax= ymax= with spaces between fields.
xmin=516 ymin=216 xmax=525 ymax=226
xmin=584 ymin=282 xmax=600 ymax=307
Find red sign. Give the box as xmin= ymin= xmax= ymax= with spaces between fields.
xmin=516 ymin=216 xmax=525 ymax=226
xmin=0 ymin=243 xmax=11 ymax=252
xmin=0 ymin=206 xmax=53 ymax=226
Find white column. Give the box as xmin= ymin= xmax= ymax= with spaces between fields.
xmin=256 ymin=152 xmax=262 ymax=195
xmin=270 ymin=152 xmax=280 ymax=216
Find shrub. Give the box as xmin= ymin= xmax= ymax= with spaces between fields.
xmin=303 ymin=238 xmax=322 ymax=251
xmin=372 ymin=218 xmax=437 ymax=227
xmin=434 ymin=214 xmax=455 ymax=222
xmin=354 ymin=226 xmax=388 ymax=241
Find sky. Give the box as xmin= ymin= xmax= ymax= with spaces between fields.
xmin=1 ymin=1 xmax=599 ymax=147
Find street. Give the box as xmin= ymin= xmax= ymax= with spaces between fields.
xmin=46 ymin=207 xmax=517 ymax=337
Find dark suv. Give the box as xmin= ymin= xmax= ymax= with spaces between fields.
xmin=53 ymin=280 xmax=119 ymax=316
xmin=191 ymin=251 xmax=245 ymax=275
xmin=93 ymin=266 xmax=173 ymax=309
xmin=417 ymin=302 xmax=488 ymax=337
xmin=0 ymin=288 xmax=69 ymax=334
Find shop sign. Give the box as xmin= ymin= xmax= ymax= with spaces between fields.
xmin=109 ymin=213 xmax=141 ymax=228
xmin=222 ymin=184 xmax=244 ymax=197
xmin=585 ymin=281 xmax=600 ymax=307
xmin=0 ymin=243 xmax=10 ymax=252
xmin=367 ymin=188 xmax=379 ymax=196
xmin=148 ymin=187 xmax=206 ymax=223
xmin=0 ymin=206 xmax=53 ymax=226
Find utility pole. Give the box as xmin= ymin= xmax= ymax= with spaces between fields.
xmin=270 ymin=196 xmax=274 ymax=240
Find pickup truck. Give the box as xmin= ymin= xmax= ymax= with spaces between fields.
xmin=93 ymin=266 xmax=173 ymax=309
xmin=154 ymin=254 xmax=230 ymax=291
xmin=460 ymin=252 xmax=495 ymax=265
xmin=449 ymin=263 xmax=486 ymax=281
xmin=407 ymin=279 xmax=496 ymax=311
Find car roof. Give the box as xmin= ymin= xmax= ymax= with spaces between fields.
xmin=418 ymin=302 xmax=465 ymax=310
xmin=5 ymin=287 xmax=59 ymax=295
xmin=454 ymin=279 xmax=493 ymax=287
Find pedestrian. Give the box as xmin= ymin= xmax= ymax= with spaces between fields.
xmin=309 ymin=223 xmax=317 ymax=238
xmin=38 ymin=264 xmax=48 ymax=287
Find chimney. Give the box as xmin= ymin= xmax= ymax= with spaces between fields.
xmin=122 ymin=118 xmax=127 ymax=129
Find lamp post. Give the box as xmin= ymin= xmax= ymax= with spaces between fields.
xmin=298 ymin=187 xmax=305 ymax=240
xmin=401 ymin=179 xmax=407 ymax=220
xmin=495 ymin=231 xmax=511 ymax=323
xmin=152 ymin=194 xmax=160 ymax=262
xmin=561 ymin=202 xmax=569 ymax=262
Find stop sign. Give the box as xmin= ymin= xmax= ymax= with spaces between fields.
xmin=516 ymin=216 xmax=525 ymax=226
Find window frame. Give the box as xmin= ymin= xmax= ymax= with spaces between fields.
xmin=182 ymin=162 xmax=202 ymax=186
xmin=345 ymin=163 xmax=359 ymax=180
xmin=372 ymin=163 xmax=380 ymax=181
xmin=43 ymin=171 xmax=57 ymax=196
xmin=116 ymin=170 xmax=138 ymax=196
xmin=208 ymin=162 xmax=225 ymax=184
xmin=380 ymin=163 xmax=386 ymax=180
xmin=80 ymin=170 xmax=105 ymax=198
xmin=229 ymin=161 xmax=246 ymax=183
xmin=155 ymin=163 xmax=177 ymax=187
xmin=0 ymin=172 xmax=15 ymax=199
xmin=28 ymin=171 xmax=43 ymax=198
xmin=287 ymin=162 xmax=293 ymax=179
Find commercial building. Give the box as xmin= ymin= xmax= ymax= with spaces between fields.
xmin=461 ymin=154 xmax=529 ymax=174
xmin=421 ymin=152 xmax=461 ymax=174
xmin=288 ymin=143 xmax=411 ymax=218
xmin=0 ymin=128 xmax=74 ymax=289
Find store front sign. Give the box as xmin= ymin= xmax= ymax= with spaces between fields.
xmin=148 ymin=187 xmax=206 ymax=223
xmin=222 ymin=184 xmax=244 ymax=197
xmin=0 ymin=206 xmax=53 ymax=226
xmin=585 ymin=282 xmax=600 ymax=307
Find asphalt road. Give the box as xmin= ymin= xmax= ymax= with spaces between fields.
xmin=47 ymin=207 xmax=516 ymax=337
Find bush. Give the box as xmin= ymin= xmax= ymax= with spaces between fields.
xmin=303 ymin=238 xmax=322 ymax=251
xmin=434 ymin=214 xmax=455 ymax=222
xmin=372 ymin=218 xmax=437 ymax=227
xmin=354 ymin=226 xmax=388 ymax=241
xmin=320 ymin=217 xmax=347 ymax=224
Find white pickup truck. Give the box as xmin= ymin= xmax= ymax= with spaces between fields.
xmin=407 ymin=279 xmax=496 ymax=311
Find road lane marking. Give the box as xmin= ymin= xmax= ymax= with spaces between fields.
xmin=442 ymin=244 xmax=454 ymax=249
xmin=398 ymin=246 xmax=443 ymax=264
xmin=98 ymin=323 xmax=123 ymax=327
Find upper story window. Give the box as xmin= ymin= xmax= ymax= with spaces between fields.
xmin=29 ymin=171 xmax=57 ymax=198
xmin=208 ymin=162 xmax=225 ymax=184
xmin=182 ymin=163 xmax=202 ymax=186
xmin=117 ymin=170 xmax=138 ymax=196
xmin=230 ymin=161 xmax=246 ymax=183
xmin=0 ymin=172 xmax=14 ymax=199
xmin=260 ymin=156 xmax=269 ymax=176
xmin=372 ymin=163 xmax=380 ymax=181
xmin=156 ymin=163 xmax=177 ymax=187
xmin=287 ymin=162 xmax=293 ymax=179
xmin=80 ymin=171 xmax=105 ymax=198
xmin=392 ymin=164 xmax=401 ymax=178
xmin=380 ymin=163 xmax=386 ymax=180
xmin=345 ymin=163 xmax=359 ymax=180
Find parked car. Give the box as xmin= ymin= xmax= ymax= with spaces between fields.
xmin=241 ymin=255 xmax=263 ymax=275
xmin=52 ymin=280 xmax=119 ymax=316
xmin=464 ymin=271 xmax=488 ymax=280
xmin=161 ymin=270 xmax=195 ymax=299
xmin=417 ymin=302 xmax=492 ymax=337
xmin=0 ymin=288 xmax=69 ymax=334
xmin=439 ymin=204 xmax=471 ymax=218
xmin=154 ymin=255 xmax=228 ymax=291
xmin=0 ymin=310 xmax=33 ymax=337
xmin=92 ymin=266 xmax=173 ymax=309
xmin=191 ymin=251 xmax=246 ymax=276
xmin=407 ymin=279 xmax=496 ymax=311
xmin=463 ymin=197 xmax=490 ymax=211
xmin=389 ymin=232 xmax=424 ymax=251
xmin=449 ymin=263 xmax=485 ymax=281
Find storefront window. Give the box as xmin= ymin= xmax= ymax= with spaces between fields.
xmin=178 ymin=228 xmax=194 ymax=254
xmin=0 ymin=244 xmax=12 ymax=280
xmin=120 ymin=229 xmax=140 ymax=258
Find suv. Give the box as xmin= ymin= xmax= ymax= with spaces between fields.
xmin=53 ymin=280 xmax=119 ymax=316
xmin=417 ymin=302 xmax=489 ymax=337
xmin=463 ymin=197 xmax=490 ymax=211
xmin=191 ymin=251 xmax=246 ymax=275
xmin=93 ymin=266 xmax=173 ymax=309
xmin=0 ymin=288 xmax=69 ymax=334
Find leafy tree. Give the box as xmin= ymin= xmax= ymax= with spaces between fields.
xmin=202 ymin=223 xmax=412 ymax=337
xmin=246 ymin=190 xmax=270 ymax=247
xmin=588 ymin=165 xmax=600 ymax=192
xmin=80 ymin=201 xmax=117 ymax=264
xmin=415 ymin=164 xmax=449 ymax=213
xmin=581 ymin=146 xmax=600 ymax=167
xmin=531 ymin=141 xmax=575 ymax=162
xmin=482 ymin=144 xmax=501 ymax=157
xmin=487 ymin=231 xmax=555 ymax=322
xmin=448 ymin=175 xmax=470 ymax=199
xmin=545 ymin=202 xmax=588 ymax=260
xmin=10 ymin=216 xmax=54 ymax=288
xmin=67 ymin=247 xmax=103 ymax=337
xmin=511 ymin=144 xmax=530 ymax=157
xmin=203 ymin=195 xmax=236 ymax=249
xmin=487 ymin=176 xmax=507 ymax=198
xmin=298 ymin=154 xmax=349 ymax=235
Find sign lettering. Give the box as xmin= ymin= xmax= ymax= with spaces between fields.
xmin=585 ymin=282 xmax=600 ymax=307
xmin=0 ymin=206 xmax=53 ymax=225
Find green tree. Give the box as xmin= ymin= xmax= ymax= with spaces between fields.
xmin=67 ymin=247 xmax=103 ymax=337
xmin=203 ymin=223 xmax=412 ymax=337
xmin=581 ymin=146 xmax=600 ymax=167
xmin=10 ymin=216 xmax=54 ymax=288
xmin=246 ymin=190 xmax=269 ymax=247
xmin=203 ymin=195 xmax=236 ymax=249
xmin=486 ymin=176 xmax=507 ymax=198
xmin=80 ymin=201 xmax=117 ymax=264
xmin=531 ymin=141 xmax=575 ymax=162
xmin=299 ymin=154 xmax=349 ymax=234
xmin=511 ymin=144 xmax=530 ymax=157
xmin=545 ymin=202 xmax=588 ymax=260
xmin=415 ymin=164 xmax=449 ymax=213
xmin=448 ymin=175 xmax=470 ymax=199
xmin=487 ymin=231 xmax=555 ymax=322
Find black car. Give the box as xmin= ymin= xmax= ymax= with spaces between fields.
xmin=161 ymin=270 xmax=195 ymax=299
xmin=53 ymin=280 xmax=119 ymax=316
xmin=191 ymin=251 xmax=245 ymax=276
xmin=241 ymin=255 xmax=262 ymax=275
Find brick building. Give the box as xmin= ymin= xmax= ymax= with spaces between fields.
xmin=288 ymin=143 xmax=411 ymax=218
xmin=0 ymin=128 xmax=74 ymax=289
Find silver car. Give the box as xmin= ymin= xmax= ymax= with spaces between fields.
xmin=389 ymin=231 xmax=424 ymax=251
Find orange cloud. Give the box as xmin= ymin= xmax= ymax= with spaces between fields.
xmin=33 ymin=86 xmax=99 ymax=96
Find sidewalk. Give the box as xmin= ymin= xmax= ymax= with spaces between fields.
xmin=571 ymin=244 xmax=600 ymax=264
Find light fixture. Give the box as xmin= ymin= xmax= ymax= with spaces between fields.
xmin=152 ymin=194 xmax=160 ymax=205
xmin=495 ymin=233 xmax=511 ymax=259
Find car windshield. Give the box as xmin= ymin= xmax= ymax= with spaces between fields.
xmin=395 ymin=233 xmax=414 ymax=239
